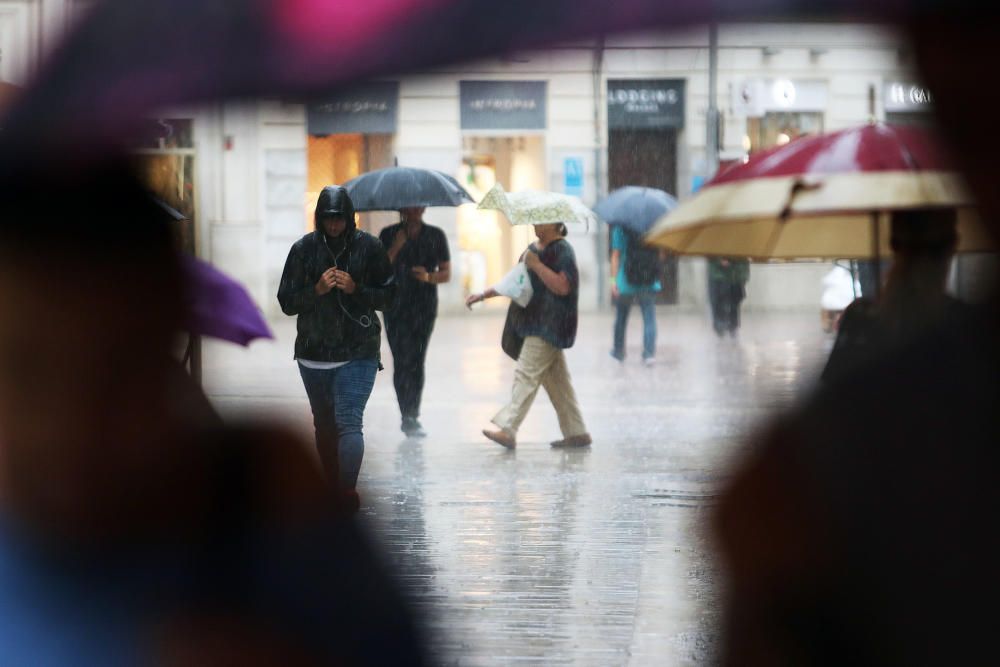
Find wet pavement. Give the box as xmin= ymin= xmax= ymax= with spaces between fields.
xmin=203 ymin=308 xmax=833 ymax=665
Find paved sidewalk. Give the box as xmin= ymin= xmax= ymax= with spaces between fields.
xmin=203 ymin=308 xmax=832 ymax=665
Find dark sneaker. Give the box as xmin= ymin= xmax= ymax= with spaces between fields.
xmin=550 ymin=433 xmax=593 ymax=448
xmin=482 ymin=428 xmax=516 ymax=449
xmin=610 ymin=349 xmax=625 ymax=362
xmin=402 ymin=417 xmax=427 ymax=438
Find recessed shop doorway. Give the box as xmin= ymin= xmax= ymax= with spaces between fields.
xmin=456 ymin=134 xmax=546 ymax=303
xmin=608 ymin=127 xmax=679 ymax=303
xmin=306 ymin=132 xmax=394 ymax=233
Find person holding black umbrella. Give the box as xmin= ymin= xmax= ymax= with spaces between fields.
xmin=379 ymin=207 xmax=451 ymax=438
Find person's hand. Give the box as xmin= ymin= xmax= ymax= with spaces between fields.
xmin=332 ymin=269 xmax=356 ymax=294
xmin=391 ymin=229 xmax=407 ymax=250
xmin=411 ymin=266 xmax=430 ymax=283
xmin=611 ymin=281 xmax=620 ymax=299
xmin=720 ymin=258 xmax=730 ymax=267
xmin=523 ymin=249 xmax=541 ymax=273
xmin=315 ymin=268 xmax=337 ymax=295
xmin=465 ymin=293 xmax=482 ymax=310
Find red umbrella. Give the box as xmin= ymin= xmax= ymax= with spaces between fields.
xmin=647 ymin=123 xmax=990 ymax=259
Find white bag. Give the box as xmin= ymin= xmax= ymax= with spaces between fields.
xmin=495 ymin=262 xmax=534 ymax=307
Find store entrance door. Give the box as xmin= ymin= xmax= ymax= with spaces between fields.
xmin=307 ymin=133 xmax=394 ymax=233
xmin=457 ymin=135 xmax=546 ymax=304
xmin=306 ymin=82 xmax=399 ymax=233
xmin=608 ymin=128 xmax=679 ymax=303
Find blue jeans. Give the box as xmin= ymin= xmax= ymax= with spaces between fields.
xmin=613 ymin=292 xmax=657 ymax=359
xmin=298 ymin=359 xmax=378 ymax=490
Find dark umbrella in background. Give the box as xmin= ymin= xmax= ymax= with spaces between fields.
xmin=344 ymin=166 xmax=474 ymax=211
xmin=594 ymin=186 xmax=678 ymax=235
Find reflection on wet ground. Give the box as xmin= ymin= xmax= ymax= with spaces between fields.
xmin=205 ymin=310 xmax=831 ymax=665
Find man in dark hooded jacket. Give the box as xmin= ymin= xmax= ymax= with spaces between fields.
xmin=278 ymin=186 xmax=395 ymax=507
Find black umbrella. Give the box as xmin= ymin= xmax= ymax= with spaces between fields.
xmin=593 ymin=186 xmax=678 ymax=235
xmin=343 ymin=166 xmax=475 ymax=211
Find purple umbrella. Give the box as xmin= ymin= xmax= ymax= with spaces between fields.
xmin=181 ymin=255 xmax=273 ymax=346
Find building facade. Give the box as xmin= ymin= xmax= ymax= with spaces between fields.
xmin=2 ymin=9 xmax=939 ymax=315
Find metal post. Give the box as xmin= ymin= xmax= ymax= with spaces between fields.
xmin=593 ymin=36 xmax=607 ymax=308
xmin=706 ymin=23 xmax=720 ymax=179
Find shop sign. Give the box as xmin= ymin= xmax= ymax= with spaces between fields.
xmin=731 ymin=79 xmax=767 ymax=117
xmin=607 ymin=79 xmax=685 ymax=129
xmin=884 ymin=81 xmax=934 ymax=112
xmin=460 ymin=81 xmax=547 ymax=130
xmin=732 ymin=79 xmax=827 ymax=115
xmin=307 ymin=81 xmax=399 ymax=135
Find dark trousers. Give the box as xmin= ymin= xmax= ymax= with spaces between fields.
xmin=298 ymin=359 xmax=378 ymax=490
xmin=709 ymin=280 xmax=745 ymax=335
xmin=384 ymin=309 xmax=436 ymax=420
xmin=613 ymin=292 xmax=657 ymax=359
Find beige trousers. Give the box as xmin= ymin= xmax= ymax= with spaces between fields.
xmin=492 ymin=336 xmax=588 ymax=438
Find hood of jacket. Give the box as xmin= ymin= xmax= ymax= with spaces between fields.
xmin=314 ymin=185 xmax=356 ymax=234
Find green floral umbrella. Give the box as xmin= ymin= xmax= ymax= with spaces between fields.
xmin=478 ymin=183 xmax=596 ymax=226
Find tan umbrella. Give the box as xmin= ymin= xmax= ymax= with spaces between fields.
xmin=646 ymin=123 xmax=991 ymax=260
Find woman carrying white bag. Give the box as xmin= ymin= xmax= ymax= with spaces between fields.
xmin=465 ymin=222 xmax=591 ymax=450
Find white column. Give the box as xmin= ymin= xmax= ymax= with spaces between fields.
xmin=40 ymin=0 xmax=70 ymax=57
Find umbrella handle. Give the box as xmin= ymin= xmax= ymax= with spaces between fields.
xmin=778 ymin=179 xmax=822 ymax=221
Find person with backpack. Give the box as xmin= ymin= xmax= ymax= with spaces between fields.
xmin=610 ymin=225 xmax=664 ymax=365
xmin=707 ymin=257 xmax=750 ymax=338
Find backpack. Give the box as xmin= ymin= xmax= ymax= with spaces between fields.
xmin=623 ymin=229 xmax=663 ymax=287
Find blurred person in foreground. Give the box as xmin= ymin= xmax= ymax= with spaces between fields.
xmin=822 ymin=209 xmax=965 ymax=383
xmin=0 ymin=165 xmax=426 ymax=665
xmin=278 ymin=186 xmax=396 ymax=512
xmin=465 ymin=223 xmax=591 ymax=450
xmin=712 ymin=18 xmax=1000 ymax=663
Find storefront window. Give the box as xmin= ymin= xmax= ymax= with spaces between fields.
xmin=456 ymin=135 xmax=543 ymax=302
xmin=135 ymin=118 xmax=194 ymax=151
xmin=746 ymin=111 xmax=823 ymax=152
xmin=306 ymin=133 xmax=393 ymax=232
xmin=133 ymin=118 xmax=196 ymax=254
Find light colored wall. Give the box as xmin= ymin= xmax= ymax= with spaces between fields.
xmin=0 ymin=1 xmax=41 ymax=84
xmin=2 ymin=13 xmax=924 ymax=314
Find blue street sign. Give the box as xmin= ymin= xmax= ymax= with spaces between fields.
xmin=564 ymin=157 xmax=584 ymax=197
